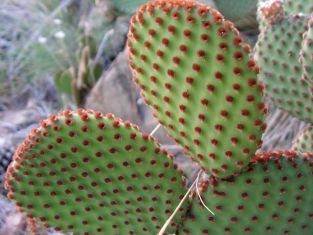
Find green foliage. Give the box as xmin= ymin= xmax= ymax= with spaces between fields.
xmin=0 ymin=0 xmax=111 ymax=99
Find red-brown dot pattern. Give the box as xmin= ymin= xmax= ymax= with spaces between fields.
xmin=292 ymin=126 xmax=313 ymax=152
xmin=300 ymin=17 xmax=313 ymax=92
xmin=5 ymin=109 xmax=187 ymax=235
xmin=128 ymin=0 xmax=265 ymax=178
xmin=255 ymin=15 xmax=313 ymax=123
xmin=180 ymin=150 xmax=313 ymax=234
xmin=283 ymin=0 xmax=313 ymax=15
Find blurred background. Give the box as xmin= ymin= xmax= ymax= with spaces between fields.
xmin=0 ymin=0 xmax=309 ymax=234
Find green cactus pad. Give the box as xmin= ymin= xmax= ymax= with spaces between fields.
xmin=54 ymin=69 xmax=73 ymax=95
xmin=180 ymin=150 xmax=313 ymax=235
xmin=292 ymin=126 xmax=313 ymax=152
xmin=283 ymin=0 xmax=313 ymax=15
xmin=5 ymin=109 xmax=187 ymax=234
xmin=128 ymin=0 xmax=266 ymax=178
xmin=300 ymin=17 xmax=313 ymax=89
xmin=254 ymin=15 xmax=313 ymax=123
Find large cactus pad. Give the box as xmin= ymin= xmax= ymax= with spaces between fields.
xmin=254 ymin=15 xmax=313 ymax=123
xmin=128 ymin=0 xmax=266 ymax=178
xmin=180 ymin=150 xmax=313 ymax=234
xmin=5 ymin=110 xmax=187 ymax=234
xmin=292 ymin=126 xmax=313 ymax=152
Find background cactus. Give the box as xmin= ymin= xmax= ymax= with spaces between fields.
xmin=292 ymin=126 xmax=313 ymax=152
xmin=180 ymin=150 xmax=313 ymax=234
xmin=128 ymin=0 xmax=266 ymax=178
xmin=5 ymin=109 xmax=187 ymax=234
xmin=53 ymin=34 xmax=105 ymax=107
xmin=254 ymin=15 xmax=313 ymax=123
xmin=283 ymin=0 xmax=313 ymax=15
xmin=300 ymin=17 xmax=313 ymax=92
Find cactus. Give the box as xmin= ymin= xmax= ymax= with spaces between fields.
xmin=283 ymin=0 xmax=313 ymax=15
xmin=128 ymin=0 xmax=266 ymax=178
xmin=300 ymin=17 xmax=313 ymax=91
xmin=53 ymin=34 xmax=104 ymax=107
xmin=254 ymin=15 xmax=313 ymax=123
xmin=292 ymin=126 xmax=313 ymax=152
xmin=5 ymin=109 xmax=187 ymax=234
xmin=54 ymin=69 xmax=74 ymax=96
xmin=4 ymin=1 xmax=313 ymax=235
xmin=180 ymin=150 xmax=313 ymax=234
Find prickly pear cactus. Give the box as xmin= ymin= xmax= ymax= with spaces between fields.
xmin=254 ymin=15 xmax=313 ymax=123
xmin=292 ymin=126 xmax=313 ymax=152
xmin=128 ymin=0 xmax=266 ymax=178
xmin=54 ymin=69 xmax=73 ymax=96
xmin=5 ymin=110 xmax=187 ymax=234
xmin=283 ymin=0 xmax=313 ymax=15
xmin=300 ymin=17 xmax=313 ymax=89
xmin=180 ymin=150 xmax=313 ymax=234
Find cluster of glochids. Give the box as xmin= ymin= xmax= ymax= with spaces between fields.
xmin=4 ymin=1 xmax=313 ymax=235
xmin=255 ymin=0 xmax=313 ymax=123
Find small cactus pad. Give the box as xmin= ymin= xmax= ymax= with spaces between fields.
xmin=5 ymin=109 xmax=187 ymax=234
xmin=180 ymin=150 xmax=313 ymax=234
xmin=128 ymin=0 xmax=266 ymax=178
xmin=300 ymin=17 xmax=313 ymax=88
xmin=292 ymin=126 xmax=313 ymax=152
xmin=254 ymin=15 xmax=313 ymax=123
